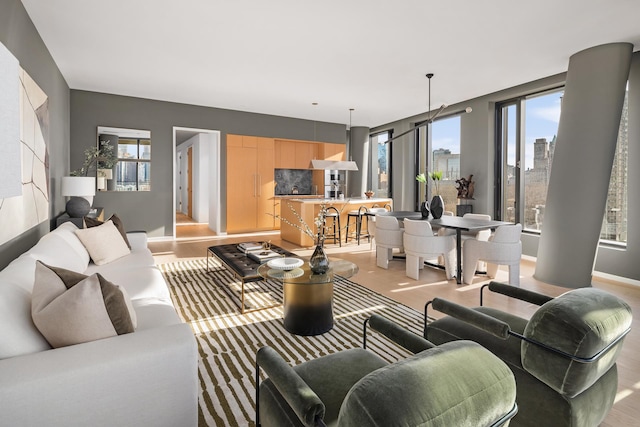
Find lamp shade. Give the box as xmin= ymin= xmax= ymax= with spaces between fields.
xmin=61 ymin=176 xmax=96 ymax=197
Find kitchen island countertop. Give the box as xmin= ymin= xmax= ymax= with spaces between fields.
xmin=279 ymin=197 xmax=393 ymax=247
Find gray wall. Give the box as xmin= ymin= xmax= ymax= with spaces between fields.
xmin=70 ymin=90 xmax=347 ymax=238
xmin=0 ymin=0 xmax=70 ymax=269
xmin=372 ymin=53 xmax=640 ymax=282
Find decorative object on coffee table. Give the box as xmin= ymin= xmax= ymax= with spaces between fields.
xmin=309 ymin=244 xmax=330 ymax=274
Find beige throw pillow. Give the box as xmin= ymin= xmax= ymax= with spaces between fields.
xmin=85 ymin=213 xmax=131 ymax=249
xmin=31 ymin=261 xmax=137 ymax=348
xmin=75 ymin=220 xmax=131 ymax=265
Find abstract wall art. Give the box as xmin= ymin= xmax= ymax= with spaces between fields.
xmin=0 ymin=41 xmax=50 ymax=246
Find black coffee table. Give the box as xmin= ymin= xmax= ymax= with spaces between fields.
xmin=206 ymin=243 xmax=296 ymax=314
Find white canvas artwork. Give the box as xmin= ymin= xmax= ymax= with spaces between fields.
xmin=0 ymin=42 xmax=21 ymax=199
xmin=0 ymin=51 xmax=50 ymax=246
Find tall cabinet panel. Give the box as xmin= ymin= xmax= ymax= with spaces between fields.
xmin=226 ymin=135 xmax=275 ymax=233
xmin=256 ymin=137 xmax=275 ymax=229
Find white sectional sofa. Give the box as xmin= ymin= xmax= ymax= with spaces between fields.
xmin=0 ymin=222 xmax=198 ymax=427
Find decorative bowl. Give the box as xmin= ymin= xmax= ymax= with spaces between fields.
xmin=364 ymin=191 xmax=375 ymax=199
xmin=267 ymin=257 xmax=304 ymax=270
xmin=268 ymin=268 xmax=304 ymax=279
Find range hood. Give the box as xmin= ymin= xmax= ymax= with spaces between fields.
xmin=309 ymin=159 xmax=359 ymax=171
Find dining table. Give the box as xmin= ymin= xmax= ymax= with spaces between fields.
xmin=376 ymin=211 xmax=512 ymax=284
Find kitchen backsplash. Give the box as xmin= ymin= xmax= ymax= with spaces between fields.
xmin=274 ymin=169 xmax=314 ymax=195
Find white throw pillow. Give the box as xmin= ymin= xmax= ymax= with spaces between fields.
xmin=31 ymin=261 xmax=137 ymax=348
xmin=75 ymin=220 xmax=131 ymax=265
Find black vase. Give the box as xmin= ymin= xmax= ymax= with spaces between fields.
xmin=420 ymin=200 xmax=430 ymax=219
xmin=309 ymin=244 xmax=330 ymax=274
xmin=430 ymin=195 xmax=444 ymax=219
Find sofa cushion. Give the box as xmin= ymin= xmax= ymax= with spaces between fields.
xmin=0 ymin=280 xmax=51 ymax=359
xmin=27 ymin=222 xmax=90 ymax=273
xmin=85 ymin=213 xmax=131 ymax=249
xmin=31 ymin=262 xmax=137 ymax=348
xmin=75 ymin=220 xmax=131 ymax=266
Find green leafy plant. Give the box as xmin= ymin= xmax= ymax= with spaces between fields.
xmin=416 ymin=171 xmax=442 ymax=195
xmin=428 ymin=170 xmax=442 ymax=195
xmin=71 ymin=142 xmax=118 ymax=177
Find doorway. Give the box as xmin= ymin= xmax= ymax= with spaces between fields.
xmin=173 ymin=127 xmax=222 ymax=239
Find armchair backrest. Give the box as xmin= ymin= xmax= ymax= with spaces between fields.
xmin=338 ymin=340 xmax=517 ymax=427
xmin=521 ymin=288 xmax=632 ymax=398
xmin=403 ymin=219 xmax=434 ymax=237
xmin=491 ymin=223 xmax=522 ymax=243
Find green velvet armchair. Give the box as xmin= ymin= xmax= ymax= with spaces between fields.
xmin=255 ymin=314 xmax=518 ymax=427
xmin=425 ymin=281 xmax=632 ymax=427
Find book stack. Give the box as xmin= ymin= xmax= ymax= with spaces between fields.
xmin=237 ymin=242 xmax=264 ymax=253
xmin=247 ymin=250 xmax=282 ymax=263
xmin=237 ymin=242 xmax=282 ymax=263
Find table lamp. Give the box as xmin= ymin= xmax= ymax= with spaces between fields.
xmin=61 ymin=176 xmax=95 ymax=217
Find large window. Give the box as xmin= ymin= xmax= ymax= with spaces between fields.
xmin=371 ymin=130 xmax=392 ymax=197
xmin=416 ymin=115 xmax=461 ymax=213
xmin=431 ymin=115 xmax=461 ymax=213
xmin=602 ymin=90 xmax=628 ymax=243
xmin=116 ymin=137 xmax=151 ymax=191
xmin=496 ymin=87 xmax=628 ymax=243
xmin=497 ymin=89 xmax=563 ymax=230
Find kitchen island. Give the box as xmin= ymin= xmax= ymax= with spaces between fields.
xmin=279 ymin=198 xmax=393 ymax=247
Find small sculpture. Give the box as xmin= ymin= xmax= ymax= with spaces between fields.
xmin=455 ymin=175 xmax=475 ymax=199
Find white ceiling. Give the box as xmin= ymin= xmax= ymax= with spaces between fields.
xmin=22 ymin=0 xmax=640 ymax=128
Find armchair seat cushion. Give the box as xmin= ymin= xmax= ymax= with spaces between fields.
xmin=259 ymin=349 xmax=387 ymax=426
xmin=338 ymin=341 xmax=516 ymax=427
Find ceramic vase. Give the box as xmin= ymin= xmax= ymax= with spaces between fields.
xmin=430 ymin=195 xmax=444 ymax=219
xmin=309 ymin=243 xmax=330 ymax=274
xmin=420 ymin=199 xmax=430 ymax=219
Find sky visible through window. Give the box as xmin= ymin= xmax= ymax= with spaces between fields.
xmin=431 ymin=94 xmax=562 ymax=170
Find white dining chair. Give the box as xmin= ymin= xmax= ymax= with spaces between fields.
xmin=374 ymin=215 xmax=404 ymax=269
xmin=462 ymin=223 xmax=522 ymax=285
xmin=403 ymin=219 xmax=456 ymax=280
xmin=367 ymin=207 xmax=391 ymax=250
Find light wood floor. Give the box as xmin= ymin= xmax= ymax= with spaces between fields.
xmin=149 ymin=224 xmax=640 ymax=426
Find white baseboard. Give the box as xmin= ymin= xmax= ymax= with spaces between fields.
xmin=148 ymin=236 xmax=175 ymax=243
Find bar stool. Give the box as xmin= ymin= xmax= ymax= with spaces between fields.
xmin=345 ymin=206 xmax=369 ymax=245
xmin=322 ymin=206 xmax=341 ymax=246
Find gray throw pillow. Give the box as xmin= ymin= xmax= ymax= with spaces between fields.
xmin=31 ymin=261 xmax=137 ymax=348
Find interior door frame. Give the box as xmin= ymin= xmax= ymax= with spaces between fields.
xmin=172 ymin=127 xmax=222 ymax=240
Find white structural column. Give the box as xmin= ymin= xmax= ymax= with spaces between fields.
xmin=535 ymin=43 xmax=632 ymax=288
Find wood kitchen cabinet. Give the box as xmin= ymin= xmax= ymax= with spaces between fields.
xmin=276 ymin=139 xmax=321 ymax=169
xmin=295 ymin=142 xmax=319 ymax=169
xmin=226 ymin=135 xmax=275 ymax=233
xmin=275 ymin=140 xmax=296 ymax=168
xmin=321 ymin=143 xmax=346 ymax=161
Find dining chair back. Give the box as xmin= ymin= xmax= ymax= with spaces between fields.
xmin=403 ymin=219 xmax=456 ymax=280
xmin=462 ymin=223 xmax=522 ymax=285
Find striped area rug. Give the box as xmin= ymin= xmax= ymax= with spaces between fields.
xmin=159 ymin=257 xmax=424 ymax=427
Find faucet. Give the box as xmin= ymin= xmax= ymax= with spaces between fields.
xmin=291 ymin=185 xmax=299 ymax=195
